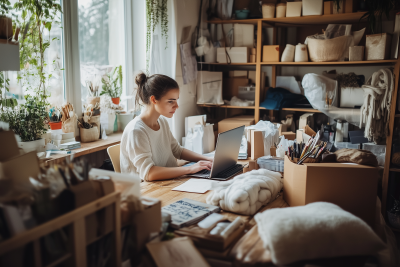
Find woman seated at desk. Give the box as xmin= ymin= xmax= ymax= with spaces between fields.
xmin=120 ymin=73 xmax=212 ymax=181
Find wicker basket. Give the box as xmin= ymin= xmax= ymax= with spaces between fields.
xmin=307 ymin=35 xmax=348 ymax=62
xmin=0 ymin=16 xmax=13 ymax=40
xmin=276 ymin=3 xmax=286 ymax=18
xmin=80 ymin=126 xmax=99 ymax=143
xmin=262 ymin=3 xmax=275 ymax=18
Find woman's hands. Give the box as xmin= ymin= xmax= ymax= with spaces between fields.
xmin=188 ymin=160 xmax=213 ymax=174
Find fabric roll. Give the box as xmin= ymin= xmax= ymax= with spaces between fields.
xmin=281 ymin=44 xmax=295 ymax=62
xmin=295 ymin=43 xmax=308 ymax=62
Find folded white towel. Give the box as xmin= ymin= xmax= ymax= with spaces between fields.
xmin=206 ymin=169 xmax=282 ymax=215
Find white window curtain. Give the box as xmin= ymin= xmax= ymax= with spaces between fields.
xmin=148 ymin=0 xmax=177 ymax=135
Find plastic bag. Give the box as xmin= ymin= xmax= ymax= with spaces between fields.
xmin=302 ymin=73 xmax=361 ymax=125
xmin=184 ymin=124 xmax=215 ymax=154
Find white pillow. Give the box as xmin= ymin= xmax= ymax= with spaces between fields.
xmin=255 ymin=202 xmax=386 ymax=265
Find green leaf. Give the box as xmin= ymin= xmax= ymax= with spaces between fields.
xmin=45 ymin=21 xmax=51 ymax=31
xmin=22 ymin=10 xmax=27 ymax=19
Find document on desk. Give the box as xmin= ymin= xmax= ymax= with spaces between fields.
xmin=172 ymin=179 xmax=219 ymax=194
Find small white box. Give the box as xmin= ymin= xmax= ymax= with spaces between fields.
xmin=217 ymin=47 xmax=249 ymax=63
xmin=302 ymin=0 xmax=323 ymax=16
xmin=286 ymin=2 xmax=302 ymax=17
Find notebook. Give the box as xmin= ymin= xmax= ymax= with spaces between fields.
xmin=162 ymin=198 xmax=220 ymax=229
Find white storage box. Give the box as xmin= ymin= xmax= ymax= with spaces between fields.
xmin=196 ymin=71 xmax=224 ymax=105
xmin=366 ymin=33 xmax=393 ymax=60
xmin=217 ymin=47 xmax=249 ymax=63
xmin=238 ymin=86 xmax=256 ymax=101
xmin=286 ymin=2 xmax=302 ymax=17
xmin=302 ymin=0 xmax=323 ymax=16
xmin=334 ymin=142 xmax=360 ymax=150
xmin=340 ymin=87 xmax=364 ymax=108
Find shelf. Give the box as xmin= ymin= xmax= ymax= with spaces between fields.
xmin=261 ymin=60 xmax=398 ymax=66
xmin=198 ymin=60 xmax=397 ymax=66
xmin=281 ymin=108 xmax=322 ymax=113
xmin=389 ymin=168 xmax=400 ymax=172
xmin=208 ymin=12 xmax=368 ymax=26
xmin=45 ymin=253 xmax=72 ymax=267
xmin=198 ymin=104 xmax=256 ymax=109
xmin=198 ymin=62 xmax=256 ymax=66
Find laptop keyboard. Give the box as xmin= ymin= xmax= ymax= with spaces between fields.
xmin=194 ymin=164 xmax=244 ymax=179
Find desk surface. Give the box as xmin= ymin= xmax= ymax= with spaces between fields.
xmin=141 ymin=159 xmax=288 ymax=228
xmin=42 ymin=132 xmax=123 ymax=165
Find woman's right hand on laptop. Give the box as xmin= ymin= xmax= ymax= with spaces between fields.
xmin=188 ymin=160 xmax=212 ymax=174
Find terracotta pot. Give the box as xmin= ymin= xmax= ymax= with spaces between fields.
xmin=112 ymin=97 xmax=120 ymax=105
xmin=0 ymin=16 xmax=13 ymax=40
xmin=49 ymin=121 xmax=63 ymax=130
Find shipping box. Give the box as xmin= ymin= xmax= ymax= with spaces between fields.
xmin=223 ymin=77 xmax=249 ymax=100
xmin=218 ymin=116 xmax=254 ymax=134
xmin=262 ymin=45 xmax=282 ymax=62
xmin=283 ymin=156 xmax=378 ymax=226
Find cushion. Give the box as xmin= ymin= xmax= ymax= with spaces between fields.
xmin=254 ymin=202 xmax=386 ymax=265
xmin=335 ymin=148 xmax=378 ymax=167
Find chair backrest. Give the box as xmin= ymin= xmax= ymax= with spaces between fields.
xmin=107 ymin=144 xmax=121 ymax=173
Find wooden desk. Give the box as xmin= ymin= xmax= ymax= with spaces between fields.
xmin=141 ymin=159 xmax=288 ymax=228
xmin=42 ymin=132 xmax=123 ymax=165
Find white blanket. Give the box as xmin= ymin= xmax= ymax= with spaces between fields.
xmin=206 ymin=169 xmax=282 ymax=215
xmin=255 ymin=202 xmax=386 ymax=265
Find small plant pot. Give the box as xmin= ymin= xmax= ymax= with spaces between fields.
xmin=49 ymin=121 xmax=63 ymax=130
xmin=18 ymin=138 xmax=45 ymax=153
xmin=111 ymin=97 xmax=120 ymax=105
xmin=387 ymin=211 xmax=400 ymax=229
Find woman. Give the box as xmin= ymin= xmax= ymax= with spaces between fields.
xmin=120 ymin=73 xmax=213 ymax=181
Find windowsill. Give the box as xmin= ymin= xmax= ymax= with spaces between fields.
xmin=42 ymin=132 xmax=123 ymax=165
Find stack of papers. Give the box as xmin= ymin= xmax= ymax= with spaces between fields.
xmin=162 ymin=198 xmax=220 ymax=229
xmin=59 ymin=141 xmax=81 ymax=150
xmin=172 ymin=178 xmax=218 ymax=194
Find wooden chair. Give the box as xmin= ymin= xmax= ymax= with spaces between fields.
xmin=107 ymin=144 xmax=121 ymax=173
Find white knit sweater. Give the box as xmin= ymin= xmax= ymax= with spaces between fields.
xmin=120 ymin=116 xmax=184 ymax=181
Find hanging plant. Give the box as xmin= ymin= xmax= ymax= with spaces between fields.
xmin=146 ymin=0 xmax=168 ymax=73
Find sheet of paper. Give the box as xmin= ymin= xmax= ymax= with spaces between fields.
xmin=172 ymin=179 xmax=214 ymax=194
xmin=179 ymin=42 xmax=197 ymax=84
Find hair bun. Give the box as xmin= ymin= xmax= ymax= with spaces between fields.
xmin=135 ymin=72 xmax=147 ymax=88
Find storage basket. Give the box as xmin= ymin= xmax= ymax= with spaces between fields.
xmin=262 ymin=3 xmax=275 ymax=18
xmin=86 ymin=96 xmax=100 ymax=106
xmin=307 ymin=35 xmax=348 ymax=62
xmin=276 ymin=3 xmax=286 ymax=18
xmin=80 ymin=127 xmax=99 ymax=143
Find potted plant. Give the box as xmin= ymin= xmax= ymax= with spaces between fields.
xmin=100 ymin=65 xmax=123 ymax=105
xmin=1 ymin=95 xmax=48 ymax=152
xmin=0 ymin=0 xmax=62 ymax=151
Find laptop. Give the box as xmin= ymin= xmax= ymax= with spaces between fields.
xmin=187 ymin=125 xmax=245 ymax=180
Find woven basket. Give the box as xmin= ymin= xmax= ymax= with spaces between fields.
xmin=80 ymin=127 xmax=99 ymax=143
xmin=307 ymin=35 xmax=348 ymax=62
xmin=262 ymin=3 xmax=275 ymax=18
xmin=276 ymin=3 xmax=286 ymax=18
xmin=0 ymin=16 xmax=13 ymax=40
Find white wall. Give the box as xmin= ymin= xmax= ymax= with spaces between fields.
xmin=173 ymin=0 xmax=203 ymax=143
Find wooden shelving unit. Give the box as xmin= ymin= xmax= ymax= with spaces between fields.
xmin=201 ymin=12 xmax=397 ymax=123
xmin=0 ymin=192 xmax=121 ymax=267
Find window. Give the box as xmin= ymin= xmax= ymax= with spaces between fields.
xmin=78 ymin=0 xmax=126 ymax=108
xmin=6 ymin=0 xmax=65 ymax=107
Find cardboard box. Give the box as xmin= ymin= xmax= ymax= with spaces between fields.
xmin=251 ymin=130 xmax=264 ymax=160
xmin=229 ymin=71 xmax=247 ymax=78
xmin=217 ymin=47 xmax=249 ymax=63
xmin=218 ymin=116 xmax=255 ymax=134
xmin=0 ymin=151 xmax=40 ymax=185
xmin=262 ymin=45 xmax=281 ymax=62
xmin=323 ymin=1 xmax=333 ymax=14
xmin=282 ymin=132 xmax=296 ymax=140
xmin=132 ymin=197 xmax=162 ymax=252
xmin=223 ymin=77 xmax=249 ymax=100
xmin=286 ymin=1 xmax=302 ymax=17
xmin=283 ymin=156 xmax=378 ymax=226
xmin=0 ymin=131 xmax=20 ymax=162
xmin=302 ymin=0 xmax=323 ymax=16
xmin=250 ymin=54 xmax=256 ymax=63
